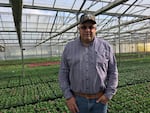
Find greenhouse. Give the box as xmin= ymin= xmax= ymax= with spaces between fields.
xmin=0 ymin=0 xmax=150 ymax=112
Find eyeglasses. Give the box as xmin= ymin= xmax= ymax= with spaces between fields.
xmin=80 ymin=26 xmax=96 ymax=30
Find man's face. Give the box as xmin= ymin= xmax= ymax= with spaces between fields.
xmin=79 ymin=22 xmax=96 ymax=44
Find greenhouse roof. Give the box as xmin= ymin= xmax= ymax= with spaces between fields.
xmin=0 ymin=0 xmax=150 ymax=49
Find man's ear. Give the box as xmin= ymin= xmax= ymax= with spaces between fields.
xmin=77 ymin=25 xmax=80 ymax=30
xmin=77 ymin=25 xmax=80 ymax=32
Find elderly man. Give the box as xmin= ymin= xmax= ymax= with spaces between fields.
xmin=59 ymin=13 xmax=118 ymax=113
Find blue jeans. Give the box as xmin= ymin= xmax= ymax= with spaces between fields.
xmin=76 ymin=95 xmax=108 ymax=113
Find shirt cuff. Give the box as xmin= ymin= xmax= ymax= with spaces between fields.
xmin=64 ymin=90 xmax=73 ymax=99
xmin=104 ymin=89 xmax=117 ymax=100
xmin=104 ymin=93 xmax=113 ymax=100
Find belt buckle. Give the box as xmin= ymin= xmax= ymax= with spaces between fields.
xmin=85 ymin=93 xmax=98 ymax=99
xmin=74 ymin=91 xmax=103 ymax=99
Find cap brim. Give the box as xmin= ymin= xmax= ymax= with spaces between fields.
xmin=80 ymin=20 xmax=96 ymax=24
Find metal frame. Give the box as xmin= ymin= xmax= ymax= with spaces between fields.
xmin=0 ymin=0 xmax=149 ymax=48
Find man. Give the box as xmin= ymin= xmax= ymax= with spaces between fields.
xmin=59 ymin=13 xmax=118 ymax=113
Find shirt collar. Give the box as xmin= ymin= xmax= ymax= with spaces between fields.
xmin=78 ymin=37 xmax=96 ymax=47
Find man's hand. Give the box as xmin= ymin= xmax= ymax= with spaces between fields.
xmin=96 ymin=95 xmax=109 ymax=104
xmin=66 ymin=96 xmax=79 ymax=113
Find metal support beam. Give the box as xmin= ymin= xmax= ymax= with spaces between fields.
xmin=10 ymin=0 xmax=25 ymax=76
xmin=35 ymin=0 xmax=129 ymax=47
xmin=10 ymin=0 xmax=22 ymax=47
xmin=1 ymin=2 xmax=147 ymax=18
xmin=98 ymin=16 xmax=150 ymax=32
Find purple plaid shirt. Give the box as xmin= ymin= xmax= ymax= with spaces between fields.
xmin=59 ymin=37 xmax=118 ymax=100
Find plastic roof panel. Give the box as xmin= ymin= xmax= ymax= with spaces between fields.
xmin=0 ymin=0 xmax=149 ymax=48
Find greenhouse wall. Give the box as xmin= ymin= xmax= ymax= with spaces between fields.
xmin=114 ymin=43 xmax=137 ymax=53
xmin=1 ymin=42 xmax=150 ymax=60
xmin=0 ymin=45 xmax=64 ymax=60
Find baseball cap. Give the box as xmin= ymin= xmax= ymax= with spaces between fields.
xmin=80 ymin=13 xmax=96 ymax=24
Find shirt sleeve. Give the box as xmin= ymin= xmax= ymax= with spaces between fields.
xmin=58 ymin=45 xmax=73 ymax=99
xmin=104 ymin=46 xmax=118 ymax=100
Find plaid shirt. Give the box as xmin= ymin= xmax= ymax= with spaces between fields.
xmin=59 ymin=37 xmax=118 ymax=100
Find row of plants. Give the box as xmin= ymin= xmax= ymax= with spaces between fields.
xmin=109 ymin=82 xmax=150 ymax=113
xmin=0 ymin=98 xmax=69 ymax=113
xmin=118 ymin=56 xmax=150 ymax=88
xmin=0 ymin=81 xmax=63 ymax=110
xmin=0 ymin=65 xmax=59 ymax=89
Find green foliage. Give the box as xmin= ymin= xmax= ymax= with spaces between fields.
xmin=0 ymin=56 xmax=150 ymax=112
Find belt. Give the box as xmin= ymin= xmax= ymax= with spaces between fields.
xmin=74 ymin=91 xmax=104 ymax=99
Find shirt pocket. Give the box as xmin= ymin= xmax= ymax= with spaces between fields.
xmin=96 ymin=51 xmax=109 ymax=73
